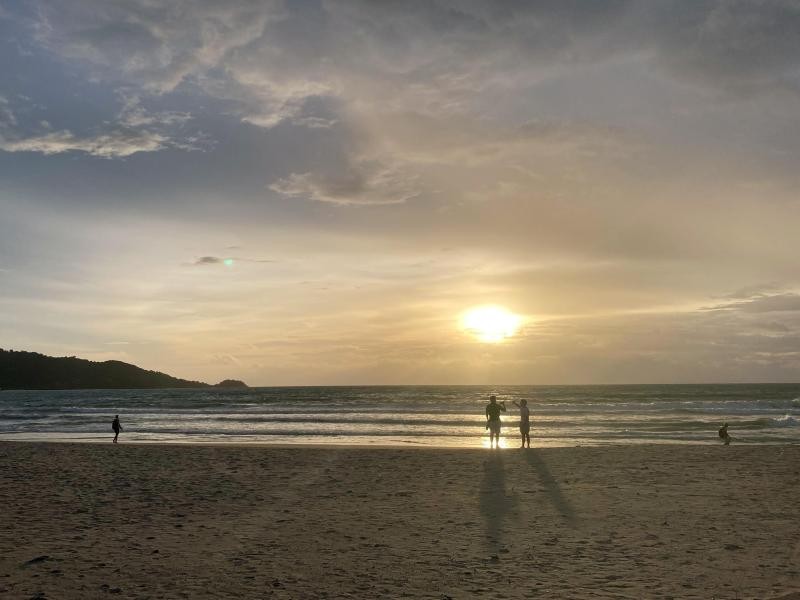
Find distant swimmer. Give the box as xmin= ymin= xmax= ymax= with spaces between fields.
xmin=485 ymin=395 xmax=506 ymax=449
xmin=512 ymin=399 xmax=531 ymax=448
xmin=112 ymin=415 xmax=123 ymax=443
xmin=718 ymin=423 xmax=731 ymax=445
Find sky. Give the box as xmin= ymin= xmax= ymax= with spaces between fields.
xmin=1 ymin=0 xmax=799 ymax=385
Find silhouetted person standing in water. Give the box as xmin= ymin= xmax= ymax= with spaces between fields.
xmin=513 ymin=399 xmax=531 ymax=448
xmin=718 ymin=422 xmax=731 ymax=445
xmin=485 ymin=395 xmax=506 ymax=448
xmin=112 ymin=415 xmax=122 ymax=443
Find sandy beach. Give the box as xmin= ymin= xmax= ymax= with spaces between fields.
xmin=1 ymin=442 xmax=798 ymax=599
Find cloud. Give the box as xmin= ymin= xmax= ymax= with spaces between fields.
xmin=33 ymin=0 xmax=284 ymax=93
xmin=212 ymin=353 xmax=241 ymax=366
xmin=24 ymin=2 xmax=800 ymax=126
xmin=292 ymin=115 xmax=338 ymax=129
xmin=756 ymin=321 xmax=791 ymax=333
xmin=234 ymin=80 xmax=336 ymax=129
xmin=18 ymin=2 xmax=638 ymax=131
xmin=20 ymin=2 xmax=800 ymax=149
xmin=706 ymin=293 xmax=800 ymax=314
xmin=721 ymin=283 xmax=782 ymax=300
xmin=0 ymin=128 xmax=171 ymax=157
xmin=118 ymin=94 xmax=192 ymax=128
xmin=190 ymin=255 xmax=275 ymax=266
xmin=270 ymin=158 xmax=421 ymax=206
xmin=193 ymin=256 xmax=222 ymax=265
xmin=651 ymin=0 xmax=800 ymax=93
xmin=0 ymin=95 xmax=17 ymax=127
xmin=0 ymin=92 xmax=202 ymax=158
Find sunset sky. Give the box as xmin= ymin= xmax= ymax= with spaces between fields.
xmin=1 ymin=1 xmax=799 ymax=385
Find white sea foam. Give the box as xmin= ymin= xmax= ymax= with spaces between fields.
xmin=771 ymin=414 xmax=798 ymax=427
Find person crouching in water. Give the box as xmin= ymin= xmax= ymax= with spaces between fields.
xmin=112 ymin=415 xmax=123 ymax=443
xmin=512 ymin=399 xmax=531 ymax=448
xmin=718 ymin=422 xmax=731 ymax=445
xmin=485 ymin=395 xmax=506 ymax=448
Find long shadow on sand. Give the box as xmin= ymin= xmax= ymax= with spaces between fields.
xmin=479 ymin=452 xmax=517 ymax=550
xmin=524 ymin=450 xmax=577 ymax=527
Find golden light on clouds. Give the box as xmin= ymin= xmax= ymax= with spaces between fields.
xmin=461 ymin=306 xmax=522 ymax=343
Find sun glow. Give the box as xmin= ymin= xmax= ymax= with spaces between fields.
xmin=461 ymin=306 xmax=521 ymax=343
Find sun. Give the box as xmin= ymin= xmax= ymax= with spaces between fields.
xmin=461 ymin=306 xmax=522 ymax=343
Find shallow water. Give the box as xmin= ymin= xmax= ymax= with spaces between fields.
xmin=1 ymin=384 xmax=798 ymax=447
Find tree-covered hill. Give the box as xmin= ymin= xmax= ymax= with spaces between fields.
xmin=0 ymin=349 xmax=246 ymax=390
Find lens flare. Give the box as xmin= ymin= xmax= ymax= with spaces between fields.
xmin=461 ymin=306 xmax=521 ymax=343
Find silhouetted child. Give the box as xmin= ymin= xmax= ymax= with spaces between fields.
xmin=512 ymin=399 xmax=531 ymax=448
xmin=718 ymin=423 xmax=730 ymax=445
xmin=112 ymin=415 xmax=122 ymax=443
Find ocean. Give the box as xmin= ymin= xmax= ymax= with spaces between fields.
xmin=0 ymin=384 xmax=798 ymax=447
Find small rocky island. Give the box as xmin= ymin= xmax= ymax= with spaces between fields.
xmin=213 ymin=379 xmax=249 ymax=389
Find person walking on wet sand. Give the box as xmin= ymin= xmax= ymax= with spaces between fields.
xmin=512 ymin=399 xmax=531 ymax=448
xmin=112 ymin=415 xmax=123 ymax=443
xmin=718 ymin=422 xmax=731 ymax=445
xmin=485 ymin=395 xmax=506 ymax=448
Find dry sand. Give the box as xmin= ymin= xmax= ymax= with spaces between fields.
xmin=1 ymin=442 xmax=798 ymax=599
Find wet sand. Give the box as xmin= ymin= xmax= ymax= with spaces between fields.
xmin=1 ymin=442 xmax=798 ymax=599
